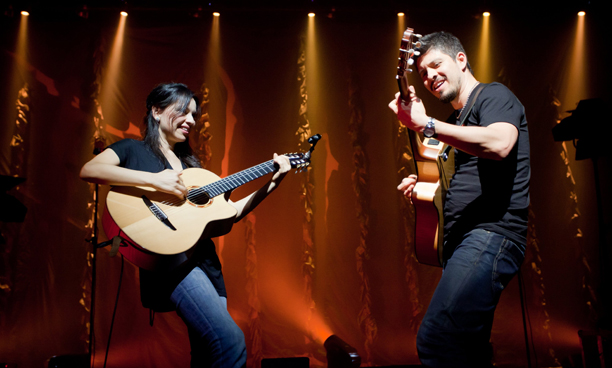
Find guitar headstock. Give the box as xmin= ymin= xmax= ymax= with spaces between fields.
xmin=284 ymin=134 xmax=321 ymax=172
xmin=396 ymin=27 xmax=422 ymax=100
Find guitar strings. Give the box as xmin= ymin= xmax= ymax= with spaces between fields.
xmin=188 ymin=160 xmax=276 ymax=199
xmin=152 ymin=160 xmax=278 ymax=217
xmin=156 ymin=152 xmax=309 ymax=217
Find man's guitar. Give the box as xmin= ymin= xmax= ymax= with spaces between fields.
xmin=396 ymin=27 xmax=447 ymax=267
xmin=102 ymin=134 xmax=321 ymax=271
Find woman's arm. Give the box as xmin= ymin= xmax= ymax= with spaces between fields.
xmin=79 ymin=148 xmax=188 ymax=198
xmin=229 ymin=153 xmax=291 ymax=222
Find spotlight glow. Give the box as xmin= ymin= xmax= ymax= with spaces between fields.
xmin=476 ymin=8 xmax=492 ymax=83
xmin=561 ymin=6 xmax=587 ymax=114
xmin=483 ymin=11 xmax=490 ymax=17
xmin=120 ymin=11 xmax=128 ymax=17
xmin=21 ymin=11 xmax=29 ymax=16
xmin=99 ymin=8 xmax=128 ymax=140
xmin=397 ymin=12 xmax=405 ymax=17
xmin=213 ymin=12 xmax=220 ymax=16
xmin=308 ymin=12 xmax=315 ymax=17
xmin=578 ymin=11 xmax=585 ymax=16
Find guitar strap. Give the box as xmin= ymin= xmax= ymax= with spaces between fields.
xmin=436 ymin=83 xmax=485 ymax=218
xmin=439 ymin=83 xmax=485 ymax=163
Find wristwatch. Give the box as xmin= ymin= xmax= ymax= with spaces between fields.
xmin=423 ymin=117 xmax=436 ymax=138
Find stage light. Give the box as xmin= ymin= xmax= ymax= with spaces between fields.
xmin=308 ymin=12 xmax=315 ymax=17
xmin=78 ymin=5 xmax=88 ymax=19
xmin=397 ymin=12 xmax=405 ymax=17
xmin=3 ymin=4 xmax=14 ymax=17
xmin=324 ymin=335 xmax=361 ymax=368
xmin=578 ymin=11 xmax=585 ymax=16
xmin=483 ymin=11 xmax=490 ymax=17
xmin=326 ymin=7 xmax=336 ymax=19
xmin=120 ymin=11 xmax=127 ymax=17
xmin=21 ymin=10 xmax=29 ymax=16
xmin=213 ymin=12 xmax=220 ymax=16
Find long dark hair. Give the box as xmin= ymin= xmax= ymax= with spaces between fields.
xmin=143 ymin=83 xmax=201 ymax=168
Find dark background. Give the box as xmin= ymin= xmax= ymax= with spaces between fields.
xmin=1 ymin=0 xmax=610 ymax=367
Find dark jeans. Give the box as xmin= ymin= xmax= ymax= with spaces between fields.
xmin=417 ymin=229 xmax=525 ymax=368
xmin=171 ymin=267 xmax=247 ymax=368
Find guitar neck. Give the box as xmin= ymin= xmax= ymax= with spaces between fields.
xmin=200 ymin=160 xmax=276 ymax=198
xmin=396 ymin=73 xmax=410 ymax=101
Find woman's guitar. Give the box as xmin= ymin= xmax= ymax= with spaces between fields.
xmin=396 ymin=27 xmax=449 ymax=267
xmin=102 ymin=134 xmax=321 ymax=271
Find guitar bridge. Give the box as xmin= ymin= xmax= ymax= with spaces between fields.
xmin=141 ymin=195 xmax=177 ymax=231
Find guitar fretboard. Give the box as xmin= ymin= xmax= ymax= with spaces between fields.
xmin=187 ymin=160 xmax=276 ymax=201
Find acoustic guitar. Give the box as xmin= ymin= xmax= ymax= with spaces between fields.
xmin=396 ymin=27 xmax=448 ymax=267
xmin=102 ymin=134 xmax=321 ymax=271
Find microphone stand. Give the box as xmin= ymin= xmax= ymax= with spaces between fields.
xmin=89 ymin=181 xmax=100 ymax=368
xmin=88 ymin=141 xmax=106 ymax=368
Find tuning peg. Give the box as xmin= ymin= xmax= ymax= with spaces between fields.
xmin=308 ymin=134 xmax=321 ymax=144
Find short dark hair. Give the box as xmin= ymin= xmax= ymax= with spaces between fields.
xmin=143 ymin=83 xmax=202 ymax=168
xmin=416 ymin=31 xmax=473 ymax=74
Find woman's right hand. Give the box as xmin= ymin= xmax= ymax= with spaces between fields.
xmin=151 ymin=169 xmax=187 ymax=198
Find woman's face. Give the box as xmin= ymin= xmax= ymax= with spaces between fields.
xmin=154 ymin=98 xmax=197 ymax=147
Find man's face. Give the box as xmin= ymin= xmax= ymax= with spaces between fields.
xmin=416 ymin=48 xmax=462 ymax=104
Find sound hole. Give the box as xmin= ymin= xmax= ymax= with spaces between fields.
xmin=187 ymin=187 xmax=213 ymax=208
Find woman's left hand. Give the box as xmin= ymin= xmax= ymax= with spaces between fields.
xmin=272 ymin=153 xmax=291 ymax=182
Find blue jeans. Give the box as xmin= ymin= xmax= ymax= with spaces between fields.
xmin=416 ymin=229 xmax=525 ymax=368
xmin=171 ymin=267 xmax=247 ymax=368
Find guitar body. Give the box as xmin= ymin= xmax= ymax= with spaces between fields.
xmin=102 ymin=167 xmax=238 ymax=271
xmin=396 ymin=27 xmax=450 ymax=267
xmin=412 ymin=182 xmax=442 ymax=267
xmin=409 ymin=134 xmax=446 ymax=267
xmin=100 ymin=136 xmax=321 ymax=271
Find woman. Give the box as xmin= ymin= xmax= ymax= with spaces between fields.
xmin=80 ymin=83 xmax=290 ymax=367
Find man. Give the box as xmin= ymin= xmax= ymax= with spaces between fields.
xmin=389 ymin=32 xmax=530 ymax=367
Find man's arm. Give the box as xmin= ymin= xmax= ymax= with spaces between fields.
xmin=425 ymin=119 xmax=517 ymax=160
xmin=389 ymin=88 xmax=518 ymax=161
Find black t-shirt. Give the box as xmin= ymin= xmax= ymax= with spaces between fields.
xmin=107 ymin=139 xmax=227 ymax=311
xmin=443 ymin=82 xmax=530 ymax=248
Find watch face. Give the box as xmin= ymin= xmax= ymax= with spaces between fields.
xmin=424 ymin=121 xmax=435 ymax=137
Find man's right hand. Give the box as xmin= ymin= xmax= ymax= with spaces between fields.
xmin=397 ymin=174 xmax=418 ymax=203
